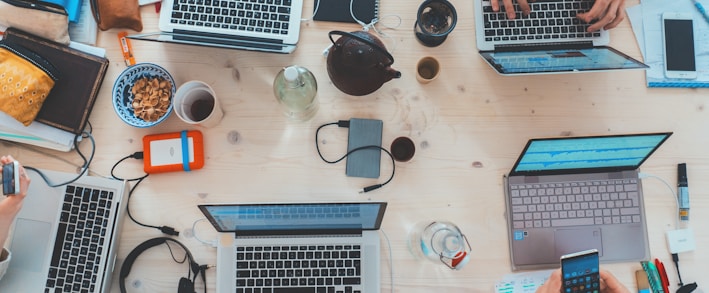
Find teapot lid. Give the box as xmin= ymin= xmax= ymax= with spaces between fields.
xmin=328 ymin=30 xmax=394 ymax=67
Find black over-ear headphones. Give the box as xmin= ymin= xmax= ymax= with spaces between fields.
xmin=119 ymin=237 xmax=207 ymax=293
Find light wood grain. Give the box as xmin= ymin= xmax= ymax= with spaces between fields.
xmin=2 ymin=0 xmax=707 ymax=291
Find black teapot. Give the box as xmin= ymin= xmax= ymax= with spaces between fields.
xmin=326 ymin=30 xmax=401 ymax=96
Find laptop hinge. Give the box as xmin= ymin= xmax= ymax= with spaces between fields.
xmin=234 ymin=229 xmax=363 ymax=237
xmin=494 ymin=41 xmax=594 ymax=52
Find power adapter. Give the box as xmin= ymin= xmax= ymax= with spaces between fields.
xmin=666 ymin=228 xmax=696 ymax=254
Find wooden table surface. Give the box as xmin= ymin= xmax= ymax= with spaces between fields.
xmin=2 ymin=0 xmax=707 ymax=291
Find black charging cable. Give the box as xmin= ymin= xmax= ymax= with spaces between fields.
xmin=24 ymin=128 xmax=96 ymax=187
xmin=315 ymin=120 xmax=396 ymax=193
xmin=111 ymin=152 xmax=179 ymax=236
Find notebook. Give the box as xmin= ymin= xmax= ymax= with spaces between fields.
xmin=474 ymin=0 xmax=649 ymax=75
xmin=0 ymin=168 xmax=129 ymax=292
xmin=199 ymin=202 xmax=387 ymax=293
xmin=503 ymin=132 xmax=672 ymax=270
xmin=313 ymin=0 xmax=379 ymax=24
xmin=3 ymin=28 xmax=109 ymax=135
xmin=128 ymin=0 xmax=304 ymax=54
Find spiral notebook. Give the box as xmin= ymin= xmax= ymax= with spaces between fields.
xmin=313 ymin=0 xmax=379 ymax=24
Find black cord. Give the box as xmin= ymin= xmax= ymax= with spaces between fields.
xmin=111 ymin=152 xmax=179 ymax=236
xmin=315 ymin=120 xmax=396 ymax=193
xmin=24 ymin=130 xmax=96 ymax=187
xmin=672 ymin=253 xmax=684 ymax=287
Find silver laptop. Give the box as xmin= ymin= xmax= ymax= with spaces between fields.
xmin=129 ymin=0 xmax=304 ymax=53
xmin=198 ymin=202 xmax=387 ymax=293
xmin=0 ymin=168 xmax=128 ymax=292
xmin=474 ymin=0 xmax=649 ymax=75
xmin=503 ymin=133 xmax=672 ymax=270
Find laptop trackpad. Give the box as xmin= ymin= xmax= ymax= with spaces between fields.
xmin=10 ymin=218 xmax=52 ymax=272
xmin=554 ymin=228 xmax=602 ymax=258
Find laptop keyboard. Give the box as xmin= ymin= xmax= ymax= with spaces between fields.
xmin=45 ymin=185 xmax=114 ymax=293
xmin=171 ymin=0 xmax=293 ymax=35
xmin=510 ymin=179 xmax=642 ymax=229
xmin=236 ymin=244 xmax=363 ymax=293
xmin=481 ymin=0 xmax=602 ymax=42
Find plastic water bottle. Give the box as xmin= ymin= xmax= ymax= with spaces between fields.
xmin=273 ymin=65 xmax=318 ymax=121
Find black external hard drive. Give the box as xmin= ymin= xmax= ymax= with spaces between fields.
xmin=345 ymin=118 xmax=383 ymax=178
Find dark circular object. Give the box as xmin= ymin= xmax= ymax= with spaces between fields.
xmin=391 ymin=137 xmax=416 ymax=162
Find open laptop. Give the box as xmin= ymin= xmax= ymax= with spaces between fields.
xmin=474 ymin=0 xmax=649 ymax=75
xmin=503 ymin=132 xmax=672 ymax=270
xmin=0 ymin=168 xmax=128 ymax=292
xmin=199 ymin=202 xmax=387 ymax=293
xmin=128 ymin=0 xmax=304 ymax=53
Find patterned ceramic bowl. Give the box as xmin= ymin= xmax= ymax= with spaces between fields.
xmin=112 ymin=63 xmax=176 ymax=128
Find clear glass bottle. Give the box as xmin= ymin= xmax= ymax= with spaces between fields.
xmin=273 ymin=65 xmax=318 ymax=121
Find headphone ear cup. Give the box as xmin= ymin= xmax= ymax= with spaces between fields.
xmin=177 ymin=277 xmax=195 ymax=293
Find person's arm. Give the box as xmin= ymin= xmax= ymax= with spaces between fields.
xmin=0 ymin=155 xmax=31 ymax=280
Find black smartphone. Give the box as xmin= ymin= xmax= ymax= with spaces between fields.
xmin=2 ymin=161 xmax=21 ymax=195
xmin=561 ymin=249 xmax=600 ymax=293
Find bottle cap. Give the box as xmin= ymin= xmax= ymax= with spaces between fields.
xmin=284 ymin=66 xmax=299 ymax=82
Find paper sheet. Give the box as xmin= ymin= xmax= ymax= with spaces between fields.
xmin=637 ymin=0 xmax=709 ymax=87
xmin=494 ymin=270 xmax=554 ymax=293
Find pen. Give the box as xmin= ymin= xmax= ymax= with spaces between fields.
xmin=655 ymin=258 xmax=670 ymax=293
xmin=677 ymin=163 xmax=689 ymax=221
xmin=694 ymin=0 xmax=709 ymax=24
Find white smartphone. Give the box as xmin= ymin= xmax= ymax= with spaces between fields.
xmin=2 ymin=161 xmax=20 ymax=195
xmin=561 ymin=249 xmax=600 ymax=292
xmin=662 ymin=12 xmax=697 ymax=79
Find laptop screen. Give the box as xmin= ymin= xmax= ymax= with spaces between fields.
xmin=510 ymin=133 xmax=672 ymax=175
xmin=199 ymin=202 xmax=387 ymax=233
xmin=480 ymin=46 xmax=649 ymax=74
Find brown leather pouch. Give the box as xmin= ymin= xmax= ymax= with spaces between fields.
xmin=0 ymin=41 xmax=59 ymax=126
xmin=0 ymin=0 xmax=70 ymax=45
xmin=90 ymin=0 xmax=143 ymax=32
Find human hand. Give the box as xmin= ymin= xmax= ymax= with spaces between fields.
xmin=576 ymin=0 xmax=626 ymax=32
xmin=536 ymin=269 xmax=630 ymax=293
xmin=0 ymin=155 xmax=30 ymax=218
xmin=490 ymin=0 xmax=536 ymax=20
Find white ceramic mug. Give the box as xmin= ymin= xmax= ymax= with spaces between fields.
xmin=173 ymin=81 xmax=223 ymax=128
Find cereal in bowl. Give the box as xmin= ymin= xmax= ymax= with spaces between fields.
xmin=131 ymin=77 xmax=172 ymax=122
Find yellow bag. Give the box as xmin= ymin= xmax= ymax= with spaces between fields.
xmin=0 ymin=42 xmax=59 ymax=126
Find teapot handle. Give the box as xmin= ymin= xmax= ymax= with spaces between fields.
xmin=328 ymin=30 xmax=394 ymax=67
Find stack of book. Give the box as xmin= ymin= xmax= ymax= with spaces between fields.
xmin=0 ymin=28 xmax=109 ymax=151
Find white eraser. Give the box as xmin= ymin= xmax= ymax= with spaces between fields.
xmin=666 ymin=228 xmax=696 ymax=254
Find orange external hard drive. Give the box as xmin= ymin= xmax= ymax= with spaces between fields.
xmin=142 ymin=130 xmax=204 ymax=173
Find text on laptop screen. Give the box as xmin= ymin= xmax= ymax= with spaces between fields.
xmin=202 ymin=203 xmax=385 ymax=232
xmin=480 ymin=47 xmax=648 ymax=74
xmin=513 ymin=134 xmax=670 ymax=173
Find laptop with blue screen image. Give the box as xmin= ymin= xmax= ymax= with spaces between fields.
xmin=503 ymin=132 xmax=672 ymax=270
xmin=474 ymin=0 xmax=649 ymax=75
xmin=199 ymin=202 xmax=387 ymax=293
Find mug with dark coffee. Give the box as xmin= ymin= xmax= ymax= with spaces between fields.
xmin=173 ymin=81 xmax=223 ymax=128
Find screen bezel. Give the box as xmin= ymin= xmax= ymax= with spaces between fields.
xmin=508 ymin=132 xmax=673 ymax=176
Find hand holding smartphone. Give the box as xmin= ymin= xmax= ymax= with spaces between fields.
xmin=2 ymin=161 xmax=21 ymax=195
xmin=561 ymin=249 xmax=600 ymax=293
xmin=662 ymin=12 xmax=698 ymax=79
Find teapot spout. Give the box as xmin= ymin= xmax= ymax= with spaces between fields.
xmin=387 ymin=68 xmax=402 ymax=80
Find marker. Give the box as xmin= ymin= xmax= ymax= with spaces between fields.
xmin=117 ymin=31 xmax=136 ymax=66
xmin=655 ymin=258 xmax=670 ymax=293
xmin=694 ymin=0 xmax=709 ymax=24
xmin=677 ymin=163 xmax=689 ymax=221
